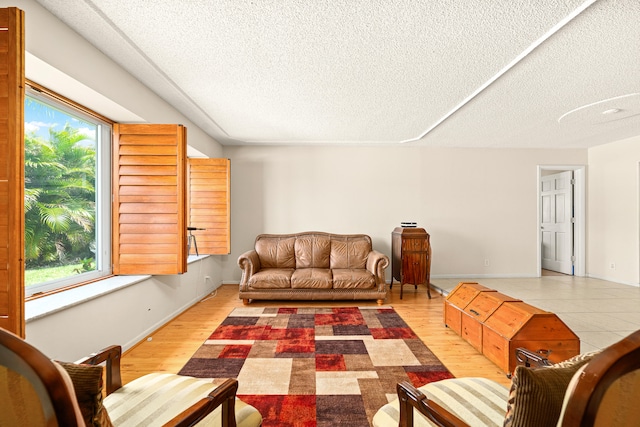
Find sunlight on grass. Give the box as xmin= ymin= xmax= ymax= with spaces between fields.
xmin=25 ymin=264 xmax=82 ymax=287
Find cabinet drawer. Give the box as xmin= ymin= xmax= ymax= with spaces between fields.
xmin=401 ymin=237 xmax=429 ymax=251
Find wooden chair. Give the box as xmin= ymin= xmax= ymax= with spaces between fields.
xmin=0 ymin=327 xmax=262 ymax=426
xmin=373 ymin=329 xmax=640 ymax=427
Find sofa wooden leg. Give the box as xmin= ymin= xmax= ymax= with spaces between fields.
xmin=242 ymin=299 xmax=250 ymax=305
xmin=377 ymin=299 xmax=384 ymax=305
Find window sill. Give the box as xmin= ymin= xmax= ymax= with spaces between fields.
xmin=187 ymin=254 xmax=209 ymax=263
xmin=25 ymin=275 xmax=151 ymax=322
xmin=25 ymin=255 xmax=210 ymax=323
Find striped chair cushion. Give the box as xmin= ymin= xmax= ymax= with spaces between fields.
xmin=372 ymin=377 xmax=509 ymax=427
xmin=103 ymin=373 xmax=262 ymax=427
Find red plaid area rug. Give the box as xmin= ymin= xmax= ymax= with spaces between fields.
xmin=178 ymin=306 xmax=453 ymax=427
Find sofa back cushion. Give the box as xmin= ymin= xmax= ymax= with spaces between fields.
xmin=295 ymin=234 xmax=331 ymax=268
xmin=330 ymin=235 xmax=371 ymax=269
xmin=255 ymin=232 xmax=373 ymax=270
xmin=255 ymin=235 xmax=296 ymax=268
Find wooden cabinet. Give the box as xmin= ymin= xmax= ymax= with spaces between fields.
xmin=444 ymin=282 xmax=580 ymax=374
xmin=391 ymin=227 xmax=432 ymax=299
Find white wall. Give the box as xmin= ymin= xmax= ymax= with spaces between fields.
xmin=222 ymin=145 xmax=587 ymax=282
xmin=588 ymin=135 xmax=640 ymax=285
xmin=3 ymin=0 xmax=228 ymax=358
xmin=7 ymin=0 xmax=637 ymax=362
xmin=26 ymin=257 xmax=219 ymax=361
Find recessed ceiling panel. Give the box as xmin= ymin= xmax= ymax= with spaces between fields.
xmin=33 ymin=0 xmax=640 ymax=147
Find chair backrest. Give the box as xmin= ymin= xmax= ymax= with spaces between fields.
xmin=559 ymin=329 xmax=640 ymax=426
xmin=0 ymin=327 xmax=84 ymax=426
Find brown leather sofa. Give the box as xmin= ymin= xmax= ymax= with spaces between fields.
xmin=238 ymin=232 xmax=389 ymax=305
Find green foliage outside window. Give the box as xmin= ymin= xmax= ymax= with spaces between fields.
xmin=24 ymin=97 xmax=98 ymax=286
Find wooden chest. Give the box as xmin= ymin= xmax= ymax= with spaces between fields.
xmin=444 ymin=282 xmax=494 ymax=335
xmin=482 ymin=301 xmax=580 ymax=373
xmin=444 ymin=282 xmax=580 ymax=374
xmin=460 ymin=291 xmax=520 ymax=352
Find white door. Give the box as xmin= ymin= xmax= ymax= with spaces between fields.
xmin=541 ymin=171 xmax=574 ymax=274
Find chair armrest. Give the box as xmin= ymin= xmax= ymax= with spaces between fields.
xmin=397 ymin=381 xmax=470 ymax=427
xmin=515 ymin=347 xmax=553 ymax=368
xmin=366 ymin=250 xmax=390 ymax=289
xmin=163 ymin=378 xmax=238 ymax=427
xmin=76 ymin=345 xmax=123 ymax=395
xmin=237 ymin=250 xmax=260 ymax=291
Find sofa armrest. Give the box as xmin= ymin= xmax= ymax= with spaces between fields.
xmin=515 ymin=347 xmax=553 ymax=368
xmin=366 ymin=250 xmax=390 ymax=290
xmin=163 ymin=378 xmax=238 ymax=427
xmin=76 ymin=345 xmax=123 ymax=395
xmin=238 ymin=250 xmax=261 ymax=291
xmin=397 ymin=381 xmax=470 ymax=427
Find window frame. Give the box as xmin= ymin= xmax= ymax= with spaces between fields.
xmin=24 ymin=82 xmax=113 ymax=298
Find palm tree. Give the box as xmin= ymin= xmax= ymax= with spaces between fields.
xmin=24 ymin=124 xmax=97 ymax=270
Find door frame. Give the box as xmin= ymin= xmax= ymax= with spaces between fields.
xmin=536 ymin=165 xmax=586 ymax=277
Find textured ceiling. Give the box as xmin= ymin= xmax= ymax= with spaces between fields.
xmin=34 ymin=0 xmax=640 ymax=148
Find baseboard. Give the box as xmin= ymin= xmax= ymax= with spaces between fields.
xmin=586 ymin=274 xmax=640 ymax=288
xmin=430 ymin=273 xmax=540 ymax=279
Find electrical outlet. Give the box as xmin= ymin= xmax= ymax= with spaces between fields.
xmin=484 ymin=259 xmax=490 ymax=267
xmin=610 ymin=263 xmax=616 ymax=269
xmin=204 ymin=275 xmax=211 ymax=282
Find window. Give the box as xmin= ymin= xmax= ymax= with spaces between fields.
xmin=3 ymin=8 xmax=210 ymax=334
xmin=24 ymin=87 xmax=112 ymax=297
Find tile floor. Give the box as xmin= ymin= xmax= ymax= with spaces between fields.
xmin=431 ymin=273 xmax=640 ymax=353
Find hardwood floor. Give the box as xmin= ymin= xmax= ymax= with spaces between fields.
xmin=120 ymin=284 xmax=512 ymax=388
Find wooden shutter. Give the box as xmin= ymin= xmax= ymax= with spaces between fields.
xmin=187 ymin=158 xmax=230 ymax=255
xmin=0 ymin=7 xmax=25 ymax=336
xmin=113 ymin=124 xmax=187 ymax=275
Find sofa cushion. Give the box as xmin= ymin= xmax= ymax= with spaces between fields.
xmin=104 ymin=373 xmax=262 ymax=427
xmin=255 ymin=236 xmax=296 ymax=268
xmin=247 ymin=268 xmax=293 ymax=289
xmin=548 ymin=349 xmax=601 ymax=369
xmin=503 ymin=354 xmax=593 ymax=427
xmin=55 ymin=361 xmax=113 ymax=427
xmin=291 ymin=268 xmax=333 ymax=289
xmin=372 ymin=377 xmax=509 ymax=427
xmin=295 ymin=234 xmax=331 ymax=268
xmin=330 ymin=236 xmax=371 ymax=269
xmin=332 ymin=269 xmax=375 ymax=289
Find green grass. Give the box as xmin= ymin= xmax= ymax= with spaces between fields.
xmin=25 ymin=264 xmax=83 ymax=287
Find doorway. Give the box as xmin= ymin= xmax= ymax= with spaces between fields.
xmin=537 ymin=165 xmax=586 ymax=277
xmin=541 ymin=171 xmax=574 ymax=274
